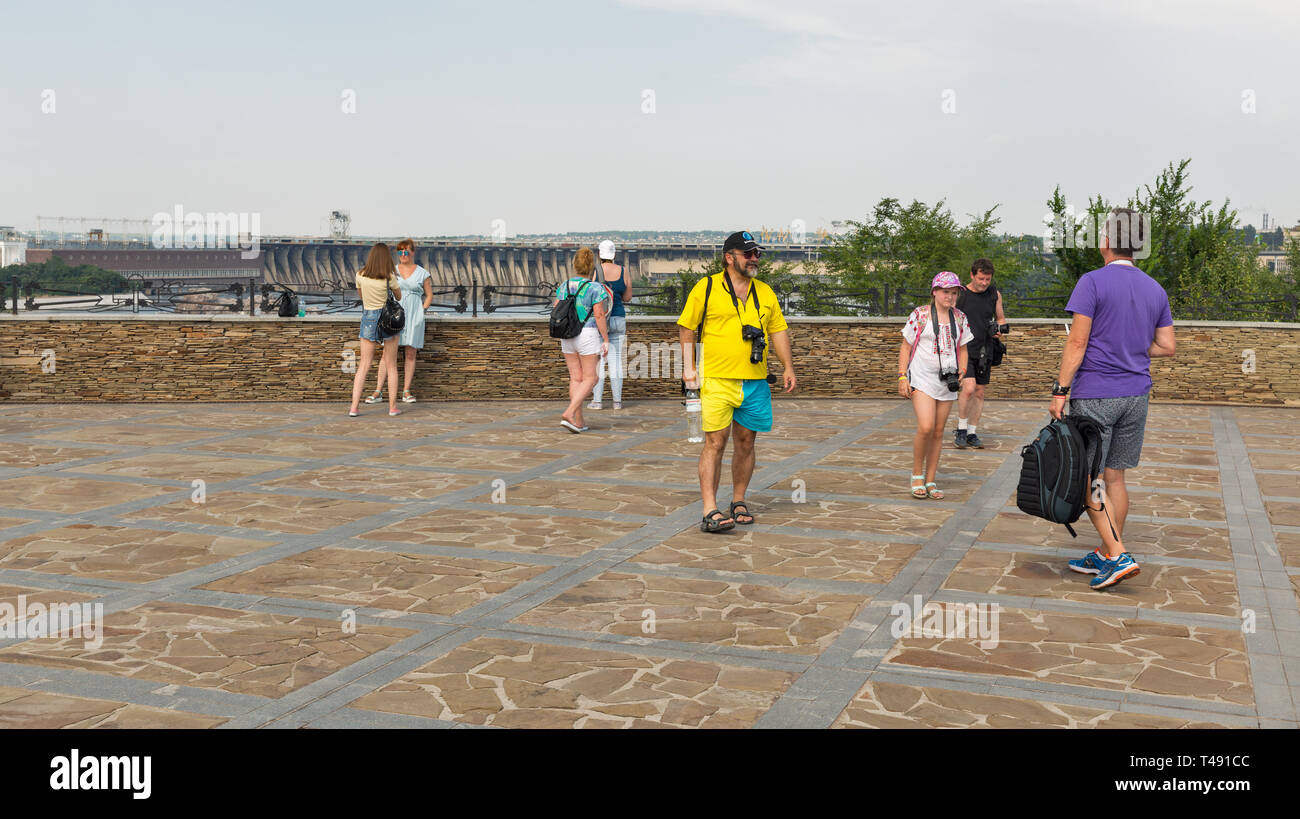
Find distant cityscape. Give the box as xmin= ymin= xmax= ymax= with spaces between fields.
xmin=2 ymin=215 xmax=1296 ymax=281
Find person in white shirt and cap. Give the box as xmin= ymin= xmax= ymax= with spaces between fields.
xmin=589 ymin=239 xmax=633 ymax=410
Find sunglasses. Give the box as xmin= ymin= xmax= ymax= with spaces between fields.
xmin=734 ymin=249 xmax=761 ymax=259
xmin=397 ymin=250 xmax=411 ymax=256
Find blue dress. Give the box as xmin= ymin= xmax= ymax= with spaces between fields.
xmin=396 ymin=266 xmax=430 ymax=348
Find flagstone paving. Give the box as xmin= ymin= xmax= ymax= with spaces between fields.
xmin=0 ymin=400 xmax=1296 ymax=728
xmin=0 ymin=686 xmax=227 ymax=729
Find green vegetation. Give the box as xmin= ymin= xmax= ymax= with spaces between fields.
xmin=653 ymin=158 xmax=1297 ymax=321
xmin=2 ymin=256 xmax=129 ymax=294
xmin=1046 ymin=159 xmax=1293 ymax=318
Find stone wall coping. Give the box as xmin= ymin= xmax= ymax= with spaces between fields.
xmin=1 ymin=312 xmax=1299 ymax=330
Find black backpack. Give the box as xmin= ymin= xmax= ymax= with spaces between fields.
xmin=549 ymin=280 xmax=592 ymax=339
xmin=276 ymin=291 xmax=298 ymax=317
xmin=1015 ymin=414 xmax=1107 ymax=538
xmin=378 ymin=290 xmax=405 ymax=336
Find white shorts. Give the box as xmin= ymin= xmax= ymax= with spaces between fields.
xmin=560 ymin=325 xmax=602 ymax=356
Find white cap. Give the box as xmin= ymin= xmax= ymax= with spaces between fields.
xmin=598 ymin=239 xmax=616 ymax=260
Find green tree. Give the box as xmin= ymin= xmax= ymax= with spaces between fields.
xmin=1049 ymin=159 xmax=1288 ymax=319
xmin=2 ymin=255 xmax=128 ymax=294
xmin=822 ymin=197 xmax=1046 ymax=314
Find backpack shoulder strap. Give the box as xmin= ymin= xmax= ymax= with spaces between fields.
xmin=695 ymin=274 xmax=714 ymax=339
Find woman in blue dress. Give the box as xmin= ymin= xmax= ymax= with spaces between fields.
xmin=366 ymin=238 xmax=433 ymax=404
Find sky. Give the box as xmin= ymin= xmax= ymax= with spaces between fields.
xmin=2 ymin=0 xmax=1297 ymax=239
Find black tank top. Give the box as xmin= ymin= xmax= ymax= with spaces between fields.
xmin=958 ymin=282 xmax=998 ymax=343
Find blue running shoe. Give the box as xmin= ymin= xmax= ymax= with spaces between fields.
xmin=1090 ymin=552 xmax=1140 ymax=590
xmin=1068 ymin=549 xmax=1107 ymax=575
xmin=965 ymin=433 xmax=984 ymax=449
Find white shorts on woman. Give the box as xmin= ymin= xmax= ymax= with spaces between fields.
xmin=560 ymin=325 xmax=603 ymax=356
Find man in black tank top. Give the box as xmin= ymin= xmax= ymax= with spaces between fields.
xmin=954 ymin=258 xmax=1006 ymax=449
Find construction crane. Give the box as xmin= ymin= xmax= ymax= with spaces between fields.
xmin=329 ymin=210 xmax=351 ymax=240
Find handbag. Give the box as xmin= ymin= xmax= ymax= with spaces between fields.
xmin=378 ymin=289 xmax=405 ymax=336
xmin=988 ymin=336 xmax=1006 ymax=367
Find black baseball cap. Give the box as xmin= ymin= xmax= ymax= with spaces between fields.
xmin=723 ymin=230 xmax=763 ymax=253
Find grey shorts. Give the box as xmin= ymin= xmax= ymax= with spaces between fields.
xmin=1068 ymin=393 xmax=1150 ymax=471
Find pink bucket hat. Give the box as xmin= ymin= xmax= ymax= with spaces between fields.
xmin=930 ymin=271 xmax=965 ymax=291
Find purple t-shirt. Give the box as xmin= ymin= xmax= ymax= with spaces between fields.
xmin=1065 ymin=261 xmax=1173 ymax=399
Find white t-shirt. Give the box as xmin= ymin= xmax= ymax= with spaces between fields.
xmin=902 ymin=305 xmax=974 ymax=401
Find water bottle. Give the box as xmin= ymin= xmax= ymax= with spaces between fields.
xmin=297 ymin=301 xmax=306 ymax=318
xmin=685 ymin=389 xmax=703 ymax=443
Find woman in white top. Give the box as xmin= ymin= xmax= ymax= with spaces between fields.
xmin=349 ymin=243 xmax=403 ymax=417
xmin=898 ymin=271 xmax=973 ymax=499
xmin=367 ymin=238 xmax=433 ymax=404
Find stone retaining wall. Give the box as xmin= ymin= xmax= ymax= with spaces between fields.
xmin=1 ymin=315 xmax=1297 ymax=404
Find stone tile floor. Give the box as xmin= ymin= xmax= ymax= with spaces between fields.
xmin=0 ymin=399 xmax=1297 ymax=729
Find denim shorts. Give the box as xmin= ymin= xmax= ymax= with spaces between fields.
xmin=359 ymin=308 xmax=395 ymax=343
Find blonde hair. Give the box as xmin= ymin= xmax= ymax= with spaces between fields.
xmin=573 ymin=247 xmax=595 ymax=278
xmin=360 ymin=243 xmax=395 ymax=280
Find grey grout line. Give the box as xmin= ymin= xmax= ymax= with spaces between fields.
xmin=743 ymin=523 xmax=926 ymax=544
xmin=860 ymin=665 xmax=1264 ymax=724
xmin=302 ymin=707 xmax=468 ymax=730
xmin=0 ymin=660 xmax=270 ymax=717
xmin=969 ymin=540 xmax=1235 ymax=571
xmin=614 ymin=561 xmax=885 ymax=597
xmin=925 ymin=588 xmax=1243 ymax=631
xmin=1212 ymin=407 xmax=1300 ymax=722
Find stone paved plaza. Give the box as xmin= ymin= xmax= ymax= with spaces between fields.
xmin=0 ymin=399 xmax=1297 ymax=729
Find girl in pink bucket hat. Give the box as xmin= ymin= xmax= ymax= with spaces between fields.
xmin=897 ymin=272 xmax=973 ymax=499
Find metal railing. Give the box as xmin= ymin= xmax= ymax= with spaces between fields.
xmin=7 ymin=276 xmax=1298 ymax=322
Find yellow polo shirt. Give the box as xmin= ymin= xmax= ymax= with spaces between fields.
xmin=677 ymin=273 xmax=787 ymax=380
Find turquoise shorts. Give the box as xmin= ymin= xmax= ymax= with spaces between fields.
xmin=701 ymin=377 xmax=773 ymax=433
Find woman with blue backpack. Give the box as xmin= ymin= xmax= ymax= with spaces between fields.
xmin=552 ymin=247 xmax=610 ymax=433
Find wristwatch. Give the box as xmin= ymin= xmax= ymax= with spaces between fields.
xmin=1051 ymin=380 xmax=1070 ymax=397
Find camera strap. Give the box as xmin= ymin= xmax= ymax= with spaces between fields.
xmin=930 ymin=306 xmax=959 ymax=368
xmin=720 ymin=273 xmax=761 ymax=327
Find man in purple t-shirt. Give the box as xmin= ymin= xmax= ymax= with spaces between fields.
xmin=1049 ymin=207 xmax=1176 ymax=590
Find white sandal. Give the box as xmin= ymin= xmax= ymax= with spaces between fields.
xmin=364 ymin=391 xmax=383 ymax=404
xmin=910 ymin=475 xmax=928 ymax=499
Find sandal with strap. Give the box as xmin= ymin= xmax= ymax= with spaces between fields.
xmin=925 ymin=482 xmax=944 ymax=500
xmin=910 ymin=475 xmax=928 ymax=499
xmin=729 ymin=500 xmax=755 ymax=525
xmin=364 ymin=391 xmax=383 ymax=404
xmin=700 ymin=509 xmax=736 ymax=533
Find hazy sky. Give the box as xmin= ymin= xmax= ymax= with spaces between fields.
xmin=3 ymin=0 xmax=1296 ymax=239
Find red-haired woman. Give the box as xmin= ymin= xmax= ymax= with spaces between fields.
xmin=553 ymin=247 xmax=610 ymax=432
xmin=367 ymin=238 xmax=432 ymax=404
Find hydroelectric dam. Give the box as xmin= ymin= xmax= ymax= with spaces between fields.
xmin=257 ymin=238 xmax=826 ymax=288
xmin=24 ymin=238 xmax=828 ymax=289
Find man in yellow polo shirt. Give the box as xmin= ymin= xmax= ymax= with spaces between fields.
xmin=678 ymin=231 xmax=797 ymax=533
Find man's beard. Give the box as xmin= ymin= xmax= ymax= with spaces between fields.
xmin=740 ymin=263 xmax=758 ymax=278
